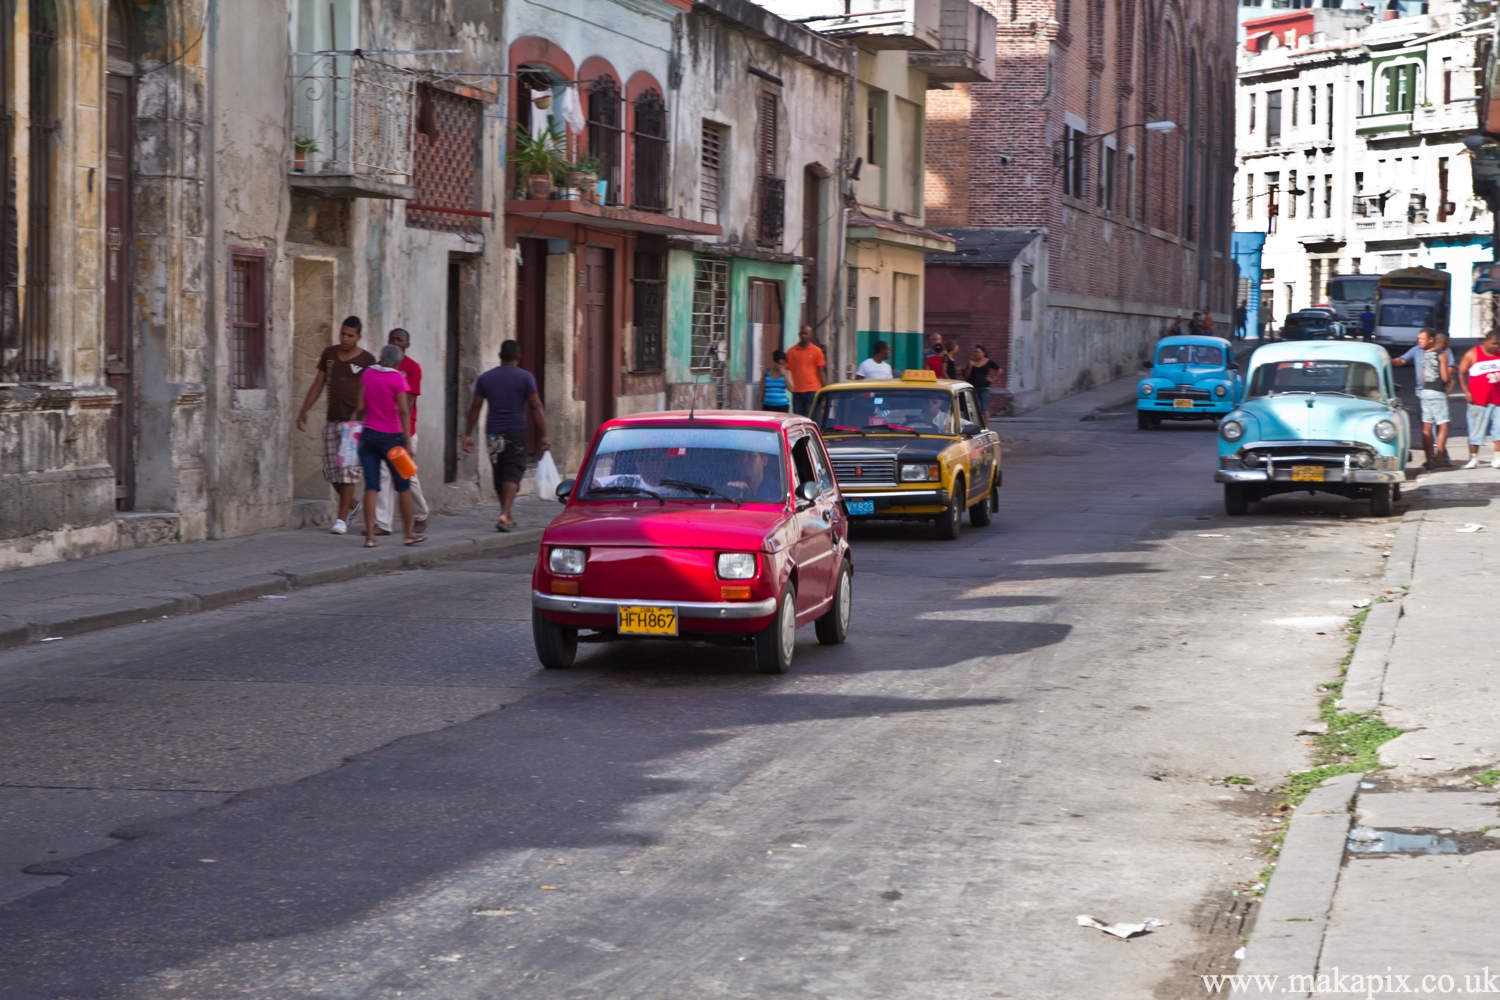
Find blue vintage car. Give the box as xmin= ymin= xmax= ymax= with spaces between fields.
xmin=1214 ymin=341 xmax=1410 ymax=517
xmin=1137 ymin=335 xmax=1242 ymax=429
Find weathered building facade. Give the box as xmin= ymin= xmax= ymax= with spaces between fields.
xmin=2 ymin=0 xmax=210 ymax=570
xmin=1238 ymin=1 xmax=1494 ymax=337
xmin=925 ymin=0 xmax=1238 ymax=412
xmin=2 ymin=0 xmax=511 ymax=570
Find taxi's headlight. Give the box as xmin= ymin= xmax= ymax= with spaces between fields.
xmin=1141 ymin=384 xmax=1155 ymax=396
xmin=717 ymin=552 xmax=758 ymax=580
xmin=900 ymin=463 xmax=940 ymax=482
xmin=549 ymin=547 xmax=587 ymax=576
xmin=1213 ymin=384 xmax=1228 ymax=397
xmin=1220 ymin=419 xmax=1245 ymax=442
xmin=1374 ymin=420 xmax=1397 ymax=442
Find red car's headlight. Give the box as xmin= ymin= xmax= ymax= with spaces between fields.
xmin=716 ymin=552 xmax=757 ymax=579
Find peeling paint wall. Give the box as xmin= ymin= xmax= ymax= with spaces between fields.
xmin=207 ymin=0 xmax=508 ymax=537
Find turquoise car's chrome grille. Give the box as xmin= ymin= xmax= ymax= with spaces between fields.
xmin=1159 ymin=388 xmax=1211 ymax=401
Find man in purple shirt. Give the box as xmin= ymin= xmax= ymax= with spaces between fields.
xmin=463 ymin=340 xmax=551 ymax=531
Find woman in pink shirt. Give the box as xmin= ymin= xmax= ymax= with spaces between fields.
xmin=356 ymin=344 xmax=423 ymax=547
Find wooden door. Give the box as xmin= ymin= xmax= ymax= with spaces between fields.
xmin=515 ymin=238 xmax=548 ymax=453
xmin=105 ymin=71 xmax=134 ymax=509
xmin=583 ymin=246 xmax=614 ymax=440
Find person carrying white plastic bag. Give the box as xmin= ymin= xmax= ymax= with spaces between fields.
xmin=461 ymin=339 xmax=552 ymax=532
xmin=534 ymin=450 xmax=561 ymax=500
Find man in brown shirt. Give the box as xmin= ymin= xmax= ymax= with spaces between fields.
xmin=296 ymin=316 xmax=377 ymax=534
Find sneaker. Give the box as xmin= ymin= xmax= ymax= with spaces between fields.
xmin=330 ymin=518 xmax=348 ymax=535
xmin=348 ymin=500 xmax=362 ymax=519
xmin=1464 ymin=457 xmax=1480 ymax=470
xmin=1491 ymin=456 xmax=1500 ymax=469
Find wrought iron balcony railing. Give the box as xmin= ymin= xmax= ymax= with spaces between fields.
xmin=288 ymin=52 xmax=417 ymax=199
xmin=758 ymin=176 xmax=785 ymax=246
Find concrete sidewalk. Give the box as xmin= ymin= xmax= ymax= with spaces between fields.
xmin=0 ymin=494 xmax=556 ymax=651
xmin=1239 ymin=448 xmax=1500 ymax=997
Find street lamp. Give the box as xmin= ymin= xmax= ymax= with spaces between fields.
xmin=1052 ymin=121 xmax=1177 ymax=168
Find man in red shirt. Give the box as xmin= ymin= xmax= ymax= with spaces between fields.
xmin=374 ymin=328 xmax=430 ymax=535
xmin=786 ymin=326 xmax=827 ymax=415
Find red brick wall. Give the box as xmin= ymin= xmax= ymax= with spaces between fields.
xmin=924 ymin=0 xmax=1238 ymax=320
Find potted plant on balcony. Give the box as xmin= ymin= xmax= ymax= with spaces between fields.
xmin=567 ymin=156 xmax=600 ymax=203
xmin=292 ymin=135 xmax=319 ymax=174
xmin=508 ymin=123 xmax=566 ymax=200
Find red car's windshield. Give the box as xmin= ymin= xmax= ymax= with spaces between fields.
xmin=580 ymin=426 xmax=788 ymax=503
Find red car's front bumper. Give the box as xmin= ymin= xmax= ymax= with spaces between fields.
xmin=531 ymin=591 xmax=778 ymax=634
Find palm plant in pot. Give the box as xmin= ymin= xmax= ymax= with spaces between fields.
xmin=292 ymin=135 xmax=319 ymax=174
xmin=508 ymin=123 xmax=566 ymax=200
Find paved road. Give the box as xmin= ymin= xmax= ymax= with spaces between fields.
xmin=0 ymin=394 xmax=1396 ymax=999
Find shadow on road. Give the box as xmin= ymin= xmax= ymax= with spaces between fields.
xmin=0 ymin=682 xmax=1006 ymax=999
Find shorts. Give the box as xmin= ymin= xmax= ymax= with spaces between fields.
xmin=488 ymin=431 xmax=528 ymax=490
xmin=1468 ymin=404 xmax=1500 ymax=443
xmin=1417 ymin=389 xmax=1450 ymax=426
xmin=762 ymin=403 xmax=789 ymax=413
xmin=322 ymin=421 xmax=364 ymax=485
xmin=358 ymin=428 xmax=411 ymax=493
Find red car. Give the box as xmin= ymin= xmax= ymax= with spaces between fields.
xmin=530 ymin=411 xmax=853 ymax=674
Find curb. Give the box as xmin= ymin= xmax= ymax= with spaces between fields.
xmin=1339 ymin=510 xmax=1420 ymax=713
xmin=0 ymin=528 xmax=543 ymax=652
xmin=1238 ymin=772 xmax=1361 ymax=997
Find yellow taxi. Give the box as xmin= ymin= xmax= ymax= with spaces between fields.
xmin=810 ymin=369 xmax=1002 ymax=539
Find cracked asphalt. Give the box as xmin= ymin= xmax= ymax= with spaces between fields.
xmin=0 ymin=401 xmax=1399 ymax=999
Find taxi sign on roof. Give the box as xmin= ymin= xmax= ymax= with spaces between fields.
xmin=901 ymin=368 xmax=937 ymax=381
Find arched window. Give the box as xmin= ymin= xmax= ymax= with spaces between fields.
xmin=631 ymin=89 xmax=667 ymax=212
xmin=587 ymin=77 xmax=623 ymax=206
xmin=20 ymin=0 xmax=57 ymax=380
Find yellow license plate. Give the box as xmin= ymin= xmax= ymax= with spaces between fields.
xmin=1173 ymin=398 xmax=1193 ymax=409
xmin=618 ymin=605 xmax=677 ymax=636
xmin=1291 ymin=465 xmax=1325 ymax=482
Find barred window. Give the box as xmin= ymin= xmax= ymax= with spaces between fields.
xmin=14 ymin=0 xmax=57 ymax=381
xmin=632 ymin=247 xmax=665 ymax=372
xmin=229 ymin=251 xmax=268 ymax=389
xmin=631 ymin=89 xmax=667 ymax=212
xmin=690 ymin=257 xmax=729 ymax=375
xmin=588 ymin=77 xmax=623 ymax=206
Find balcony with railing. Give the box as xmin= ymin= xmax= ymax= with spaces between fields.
xmin=288 ymin=52 xmax=417 ymax=200
xmin=907 ymin=0 xmax=996 ymax=83
xmin=1354 ymin=108 xmax=1413 ymax=137
xmin=758 ymin=0 xmax=943 ymax=50
xmin=757 ymin=176 xmax=786 ymax=247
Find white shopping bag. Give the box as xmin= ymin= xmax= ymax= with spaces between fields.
xmin=534 ymin=450 xmax=561 ymax=498
xmin=336 ymin=421 xmax=363 ymax=468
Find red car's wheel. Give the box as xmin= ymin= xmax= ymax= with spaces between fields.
xmin=815 ymin=560 xmax=851 ymax=645
xmin=755 ymin=586 xmax=797 ymax=674
xmin=533 ymin=608 xmax=578 ymax=669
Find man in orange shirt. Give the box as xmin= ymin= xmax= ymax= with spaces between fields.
xmin=786 ymin=325 xmax=828 ymax=415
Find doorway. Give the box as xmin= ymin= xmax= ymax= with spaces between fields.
xmin=515 ymin=238 xmax=548 ymax=454
xmin=291 ymin=258 xmax=335 ymax=498
xmin=583 ymin=246 xmax=614 ymax=440
xmin=105 ymin=5 xmax=134 ymax=509
xmin=747 ymin=278 xmax=784 ymax=387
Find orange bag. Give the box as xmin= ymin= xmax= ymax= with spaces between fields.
xmin=387 ymin=445 xmax=418 ymax=480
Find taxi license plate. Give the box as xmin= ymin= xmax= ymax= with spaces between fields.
xmin=1291 ymin=465 xmax=1325 ymax=482
xmin=845 ymin=499 xmax=875 ymax=516
xmin=619 ymin=605 xmax=677 ymax=636
xmin=1173 ymin=398 xmax=1193 ymax=409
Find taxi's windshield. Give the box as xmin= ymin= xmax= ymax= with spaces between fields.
xmin=581 ymin=426 xmax=787 ymax=503
xmin=1157 ymin=344 xmax=1225 ymax=366
xmin=1248 ymin=360 xmax=1383 ymax=400
xmin=812 ymin=389 xmax=954 ymax=435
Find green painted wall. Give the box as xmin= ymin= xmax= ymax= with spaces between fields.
xmin=664 ymin=251 xmax=803 ymax=386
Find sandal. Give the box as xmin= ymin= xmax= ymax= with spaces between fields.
xmin=364 ymin=539 xmax=378 ymax=548
xmin=496 ymin=519 xmax=513 ymax=533
xmin=404 ymin=534 xmax=427 ymax=546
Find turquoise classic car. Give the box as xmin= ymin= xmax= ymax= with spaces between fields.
xmin=1214 ymin=341 xmax=1410 ymax=517
xmin=1137 ymin=335 xmax=1242 ymax=429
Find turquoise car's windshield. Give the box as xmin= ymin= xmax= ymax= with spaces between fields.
xmin=1248 ymin=360 xmax=1383 ymax=401
xmin=582 ymin=427 xmax=787 ymax=503
xmin=1157 ymin=344 xmax=1225 ymax=366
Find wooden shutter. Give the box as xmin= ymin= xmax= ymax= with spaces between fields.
xmin=757 ymin=92 xmax=778 ymax=179
xmin=700 ymin=121 xmax=723 ymax=219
